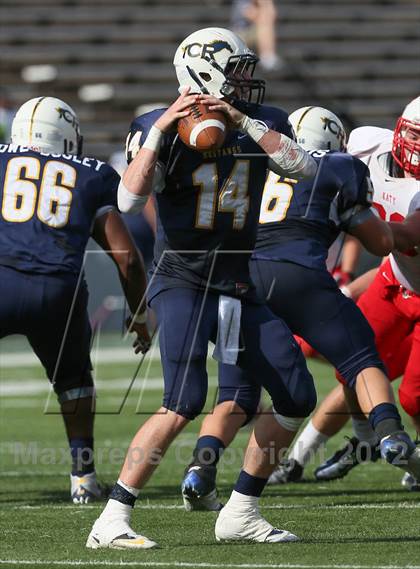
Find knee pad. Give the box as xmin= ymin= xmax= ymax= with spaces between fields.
xmin=163 ymin=401 xmax=205 ymax=421
xmin=163 ymin=389 xmax=207 ymax=421
xmin=272 ymin=386 xmax=317 ymax=419
xmin=54 ymin=371 xmax=94 ymax=403
xmin=399 ymin=385 xmax=420 ymax=418
xmin=271 ymin=378 xmax=317 ymax=418
xmin=273 ymin=411 xmax=306 ymax=432
xmin=57 ymin=386 xmax=95 ymax=404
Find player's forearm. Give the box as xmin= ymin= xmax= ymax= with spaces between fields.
xmin=122 ymin=149 xmax=157 ymax=196
xmin=117 ymin=251 xmax=148 ymax=318
xmin=118 ymin=126 xmax=163 ymax=213
xmin=341 ymin=235 xmax=362 ymax=275
xmin=238 ymin=116 xmax=317 ymax=179
xmin=349 ymin=217 xmax=394 ymax=257
xmin=93 ymin=210 xmax=148 ymax=316
xmin=388 ymin=211 xmax=420 ymax=253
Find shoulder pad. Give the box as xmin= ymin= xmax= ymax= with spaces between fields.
xmin=347 ymin=126 xmax=393 ymax=158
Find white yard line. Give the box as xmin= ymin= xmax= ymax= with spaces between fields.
xmin=0 ymin=347 xmax=161 ymax=368
xmin=2 ymin=502 xmax=419 ymax=511
xmin=0 ymin=377 xmax=164 ymax=397
xmin=0 ymin=561 xmax=419 ymax=569
xmin=0 ymin=376 xmax=219 ymax=397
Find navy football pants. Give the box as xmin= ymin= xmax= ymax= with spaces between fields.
xmin=250 ymin=258 xmax=385 ymax=388
xmin=150 ymin=286 xmax=316 ymax=420
xmin=0 ymin=265 xmax=93 ymax=395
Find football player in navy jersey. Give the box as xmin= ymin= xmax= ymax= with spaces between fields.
xmin=1 ymin=96 xmax=150 ymax=504
xmin=87 ymin=27 xmax=318 ymax=549
xmin=180 ymin=106 xmax=420 ymax=511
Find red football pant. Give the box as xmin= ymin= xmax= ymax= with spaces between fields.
xmin=352 ymin=259 xmax=419 ymax=417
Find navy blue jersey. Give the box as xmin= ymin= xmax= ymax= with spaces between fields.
xmin=0 ymin=144 xmax=119 ymax=276
xmin=254 ymin=150 xmax=374 ymax=269
xmin=126 ymin=102 xmax=293 ymax=300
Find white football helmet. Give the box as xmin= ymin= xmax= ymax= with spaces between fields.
xmin=11 ymin=96 xmax=82 ymax=155
xmin=173 ymin=27 xmax=265 ymax=103
xmin=288 ymin=106 xmax=347 ymax=152
xmin=392 ymin=96 xmax=420 ymax=179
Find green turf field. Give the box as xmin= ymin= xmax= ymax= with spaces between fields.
xmin=0 ymin=336 xmax=419 ymax=569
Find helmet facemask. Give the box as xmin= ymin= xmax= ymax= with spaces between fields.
xmin=221 ymin=54 xmax=265 ymax=104
xmin=392 ymin=117 xmax=420 ymax=179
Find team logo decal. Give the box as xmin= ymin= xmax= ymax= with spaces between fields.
xmin=182 ymin=40 xmax=234 ymax=60
xmin=321 ymin=116 xmax=346 ymax=145
xmin=56 ymin=107 xmax=79 ymax=129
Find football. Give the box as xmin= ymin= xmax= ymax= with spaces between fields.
xmin=177 ymin=103 xmax=227 ymax=152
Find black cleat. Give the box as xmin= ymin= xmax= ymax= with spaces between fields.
xmin=267 ymin=459 xmax=304 ymax=485
xmin=181 ymin=464 xmax=223 ymax=511
xmin=315 ymin=437 xmax=380 ymax=481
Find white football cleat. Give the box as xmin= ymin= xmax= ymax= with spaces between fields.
xmin=71 ymin=472 xmax=103 ymax=504
xmin=86 ymin=514 xmax=158 ymax=550
xmin=401 ymin=471 xmax=420 ymax=491
xmin=405 ymin=445 xmax=420 ymax=481
xmin=215 ymin=492 xmax=299 ymax=543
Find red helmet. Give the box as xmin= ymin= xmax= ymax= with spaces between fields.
xmin=392 ymin=96 xmax=420 ymax=179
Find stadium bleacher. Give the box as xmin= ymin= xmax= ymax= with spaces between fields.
xmin=0 ymin=0 xmax=419 ymax=159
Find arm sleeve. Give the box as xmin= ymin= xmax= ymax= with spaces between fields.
xmin=263 ymin=107 xmax=317 ymax=179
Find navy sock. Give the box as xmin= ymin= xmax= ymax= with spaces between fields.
xmin=234 ymin=470 xmax=268 ymax=497
xmin=70 ymin=437 xmax=94 ymax=476
xmin=109 ymin=483 xmax=137 ymax=507
xmin=368 ymin=403 xmax=403 ymax=441
xmin=192 ymin=435 xmax=225 ymax=466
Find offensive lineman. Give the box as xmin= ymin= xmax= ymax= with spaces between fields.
xmin=272 ymin=96 xmax=420 ymax=489
xmin=181 ymin=105 xmax=420 ymax=509
xmin=0 ymin=97 xmax=150 ymax=503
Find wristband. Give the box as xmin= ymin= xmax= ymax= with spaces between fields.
xmin=238 ymin=115 xmax=268 ymax=143
xmin=132 ymin=311 xmax=147 ymax=325
xmin=142 ymin=125 xmax=163 ymax=153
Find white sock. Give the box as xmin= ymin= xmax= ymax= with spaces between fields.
xmin=288 ymin=420 xmax=329 ymax=467
xmin=226 ymin=490 xmax=258 ymax=510
xmin=352 ymin=417 xmax=378 ymax=446
xmin=99 ymin=479 xmax=139 ymax=522
xmin=117 ymin=478 xmax=140 ymax=498
xmin=100 ymin=498 xmax=132 ymax=521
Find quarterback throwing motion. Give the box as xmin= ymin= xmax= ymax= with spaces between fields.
xmin=87 ymin=27 xmax=318 ymax=549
